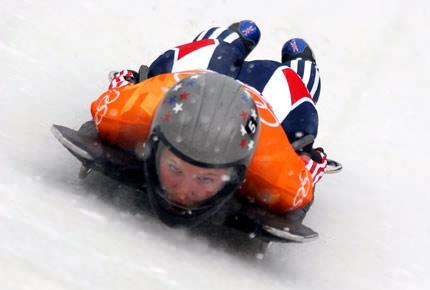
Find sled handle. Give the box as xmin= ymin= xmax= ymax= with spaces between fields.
xmin=292 ymin=134 xmax=343 ymax=174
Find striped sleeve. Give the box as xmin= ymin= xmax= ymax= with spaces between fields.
xmin=193 ymin=26 xmax=240 ymax=44
xmin=284 ymin=59 xmax=321 ymax=103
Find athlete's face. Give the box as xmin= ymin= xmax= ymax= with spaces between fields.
xmin=158 ymin=148 xmax=231 ymax=208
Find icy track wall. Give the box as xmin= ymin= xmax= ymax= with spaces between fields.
xmin=1 ymin=0 xmax=429 ymax=290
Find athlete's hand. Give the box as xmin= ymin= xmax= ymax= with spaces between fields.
xmin=299 ymin=147 xmax=327 ymax=186
xmin=108 ymin=69 xmax=138 ymax=89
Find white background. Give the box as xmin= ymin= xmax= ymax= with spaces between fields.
xmin=1 ymin=0 xmax=429 ymax=289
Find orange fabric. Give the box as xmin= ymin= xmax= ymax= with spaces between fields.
xmin=91 ymin=70 xmax=314 ymax=213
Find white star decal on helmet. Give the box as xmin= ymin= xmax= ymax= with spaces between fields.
xmin=240 ymin=124 xmax=247 ymax=136
xmin=172 ymin=102 xmax=183 ymax=114
xmin=248 ymin=140 xmax=255 ymax=151
xmin=173 ymin=83 xmax=182 ymax=91
xmin=250 ymin=109 xmax=257 ymax=119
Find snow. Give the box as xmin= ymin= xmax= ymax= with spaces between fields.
xmin=1 ymin=0 xmax=430 ymax=289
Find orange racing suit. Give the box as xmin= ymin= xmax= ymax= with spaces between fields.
xmin=91 ymin=70 xmax=314 ymax=213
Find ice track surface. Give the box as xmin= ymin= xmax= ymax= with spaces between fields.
xmin=1 ymin=0 xmax=429 ymax=289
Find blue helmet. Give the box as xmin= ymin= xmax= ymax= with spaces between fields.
xmin=281 ymin=38 xmax=316 ymax=63
xmin=229 ymin=20 xmax=261 ymax=55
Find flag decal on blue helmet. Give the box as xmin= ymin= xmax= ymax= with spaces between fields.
xmin=238 ymin=20 xmax=260 ymax=46
xmin=282 ymin=38 xmax=316 ymax=63
xmin=289 ymin=39 xmax=301 ymax=53
xmin=241 ymin=25 xmax=256 ymax=38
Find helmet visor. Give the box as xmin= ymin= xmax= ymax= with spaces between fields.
xmin=155 ymin=145 xmax=237 ymax=211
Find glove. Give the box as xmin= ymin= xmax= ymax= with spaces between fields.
xmin=299 ymin=147 xmax=327 ymax=186
xmin=108 ymin=69 xmax=138 ymax=89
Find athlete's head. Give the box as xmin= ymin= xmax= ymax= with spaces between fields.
xmin=143 ymin=72 xmax=260 ymax=227
xmin=281 ymin=38 xmax=316 ymax=63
